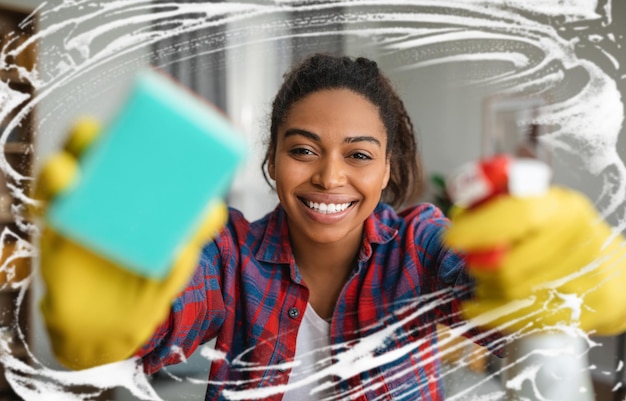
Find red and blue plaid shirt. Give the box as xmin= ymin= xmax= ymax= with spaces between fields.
xmin=138 ymin=202 xmax=502 ymax=400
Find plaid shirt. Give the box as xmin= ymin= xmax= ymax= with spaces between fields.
xmin=138 ymin=202 xmax=501 ymax=400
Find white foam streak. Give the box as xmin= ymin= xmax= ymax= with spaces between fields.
xmin=396 ymin=52 xmax=530 ymax=71
xmin=221 ymin=293 xmax=454 ymax=399
xmin=0 ymin=352 xmax=160 ymax=401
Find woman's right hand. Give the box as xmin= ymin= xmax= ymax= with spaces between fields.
xmin=37 ymin=119 xmax=227 ymax=370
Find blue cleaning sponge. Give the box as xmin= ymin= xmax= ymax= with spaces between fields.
xmin=46 ymin=70 xmax=247 ymax=279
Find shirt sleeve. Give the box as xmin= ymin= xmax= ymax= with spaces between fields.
xmin=406 ymin=203 xmax=504 ymax=356
xmin=135 ymin=224 xmax=230 ymax=374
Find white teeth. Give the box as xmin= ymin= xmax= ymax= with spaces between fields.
xmin=306 ymin=200 xmax=351 ymax=214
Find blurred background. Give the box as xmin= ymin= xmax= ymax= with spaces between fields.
xmin=0 ymin=0 xmax=624 ymax=400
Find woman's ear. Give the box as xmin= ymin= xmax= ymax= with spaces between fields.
xmin=268 ymin=152 xmax=276 ymax=181
xmin=382 ymin=153 xmax=391 ymax=190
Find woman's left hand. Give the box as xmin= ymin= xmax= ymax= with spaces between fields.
xmin=444 ymin=187 xmax=626 ymax=336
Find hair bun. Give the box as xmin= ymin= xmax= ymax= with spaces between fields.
xmin=356 ymin=57 xmax=378 ymax=72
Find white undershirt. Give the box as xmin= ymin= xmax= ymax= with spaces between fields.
xmin=282 ymin=303 xmax=332 ymax=401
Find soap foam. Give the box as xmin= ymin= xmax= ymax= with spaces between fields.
xmin=0 ymin=1 xmax=623 ymax=399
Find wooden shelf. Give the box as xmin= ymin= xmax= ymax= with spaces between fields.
xmin=0 ymin=5 xmax=35 ymax=398
xmin=4 ymin=143 xmax=31 ymax=155
xmin=0 ymin=3 xmax=35 ymax=15
xmin=0 ymin=70 xmax=32 ymax=87
xmin=0 ymin=215 xmax=14 ymax=225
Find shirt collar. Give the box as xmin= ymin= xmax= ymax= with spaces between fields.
xmin=255 ymin=203 xmax=399 ymax=265
xmin=255 ymin=204 xmax=294 ymax=265
xmin=358 ymin=203 xmax=399 ymax=261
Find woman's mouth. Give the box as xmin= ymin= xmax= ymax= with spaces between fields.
xmin=299 ymin=198 xmax=356 ymax=214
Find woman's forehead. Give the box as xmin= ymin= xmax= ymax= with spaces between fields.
xmin=280 ymin=88 xmax=386 ymax=140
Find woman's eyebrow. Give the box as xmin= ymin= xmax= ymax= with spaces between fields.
xmin=284 ymin=128 xmax=320 ymax=141
xmin=345 ymin=136 xmax=381 ymax=147
xmin=284 ymin=129 xmax=381 ymax=147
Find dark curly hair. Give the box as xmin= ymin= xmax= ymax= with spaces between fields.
xmin=262 ymin=53 xmax=423 ymax=208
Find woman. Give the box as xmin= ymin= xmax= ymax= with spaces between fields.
xmin=40 ymin=54 xmax=626 ymax=401
xmin=135 ymin=54 xmax=502 ymax=400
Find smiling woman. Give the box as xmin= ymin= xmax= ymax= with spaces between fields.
xmin=1 ymin=0 xmax=620 ymax=399
xmin=130 ymin=54 xmax=503 ymax=401
xmin=35 ymin=51 xmax=626 ymax=401
xmin=22 ymin=1 xmax=626 ymax=392
xmin=269 ymin=88 xmax=392 ymax=335
xmin=269 ymin=89 xmax=390 ymax=249
xmin=264 ymin=55 xmax=423 ymax=210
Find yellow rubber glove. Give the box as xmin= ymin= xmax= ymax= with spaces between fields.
xmin=37 ymin=119 xmax=228 ymax=370
xmin=444 ymin=187 xmax=626 ymax=336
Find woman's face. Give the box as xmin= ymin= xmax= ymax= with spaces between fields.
xmin=269 ymin=88 xmax=391 ymax=247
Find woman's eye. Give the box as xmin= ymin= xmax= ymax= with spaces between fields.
xmin=289 ymin=148 xmax=314 ymax=156
xmin=350 ymin=152 xmax=372 ymax=160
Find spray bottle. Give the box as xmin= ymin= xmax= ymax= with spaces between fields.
xmin=445 ymin=96 xmax=594 ymax=401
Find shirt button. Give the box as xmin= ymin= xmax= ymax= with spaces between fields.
xmin=288 ymin=307 xmax=300 ymax=319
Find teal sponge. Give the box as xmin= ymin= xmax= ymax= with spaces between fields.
xmin=46 ymin=70 xmax=247 ymax=279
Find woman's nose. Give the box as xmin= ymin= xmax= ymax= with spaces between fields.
xmin=312 ymin=155 xmax=346 ymax=189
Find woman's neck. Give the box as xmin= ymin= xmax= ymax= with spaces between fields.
xmin=289 ymin=228 xmax=362 ymax=320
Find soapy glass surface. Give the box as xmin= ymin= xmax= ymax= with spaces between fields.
xmin=0 ymin=1 xmax=625 ymax=400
